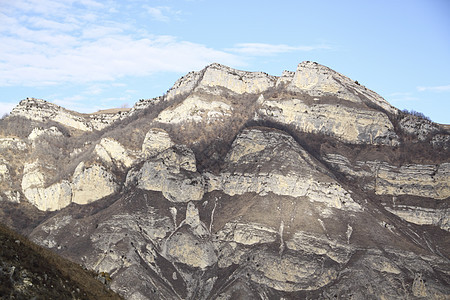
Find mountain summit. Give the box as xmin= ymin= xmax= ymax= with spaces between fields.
xmin=1 ymin=62 xmax=449 ymax=299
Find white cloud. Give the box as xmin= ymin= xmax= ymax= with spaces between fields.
xmin=228 ymin=43 xmax=331 ymax=56
xmin=0 ymin=1 xmax=243 ymax=87
xmin=387 ymin=92 xmax=419 ymax=102
xmin=417 ymin=84 xmax=450 ymax=92
xmin=146 ymin=6 xmax=170 ymax=22
xmin=144 ymin=6 xmax=181 ymax=22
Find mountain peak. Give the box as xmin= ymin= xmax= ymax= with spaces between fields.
xmin=1 ymin=61 xmax=449 ymax=299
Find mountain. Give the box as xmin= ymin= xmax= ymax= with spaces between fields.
xmin=0 ymin=61 xmax=449 ymax=299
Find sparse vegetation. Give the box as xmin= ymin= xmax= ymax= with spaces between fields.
xmin=0 ymin=223 xmax=122 ymax=299
xmin=401 ymin=108 xmax=431 ymax=121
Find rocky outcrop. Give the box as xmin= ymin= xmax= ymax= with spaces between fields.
xmin=162 ymin=202 xmax=216 ymax=269
xmin=128 ymin=97 xmax=163 ymax=116
xmin=0 ymin=191 xmax=21 ymax=203
xmin=94 ymin=138 xmax=135 ymax=169
xmin=10 ymin=98 xmax=128 ymax=131
xmin=399 ymin=114 xmax=439 ymax=140
xmin=141 ymin=128 xmax=174 ymax=157
xmin=385 ymin=205 xmax=449 ymax=231
xmin=71 ymin=162 xmax=119 ymax=205
xmin=128 ymin=145 xmax=204 ymax=203
xmin=21 ymin=161 xmax=72 ymax=211
xmin=376 ymin=163 xmax=450 ymax=200
xmin=207 ymin=127 xmax=361 ymax=211
xmin=28 ymin=126 xmax=62 ymax=141
xmin=0 ymin=137 xmax=28 ymax=151
xmin=21 ymin=161 xmax=119 ymax=211
xmin=88 ymin=110 xmax=129 ymax=131
xmin=0 ymin=162 xmax=11 ymax=186
xmin=157 ymin=95 xmax=232 ymax=124
xmin=11 ymin=98 xmax=93 ymax=131
xmin=166 ymin=71 xmax=203 ymax=100
xmin=197 ymin=63 xmax=276 ymax=94
xmin=256 ymin=97 xmax=399 ymax=145
xmin=288 ymin=61 xmax=398 ymax=114
xmin=431 ymin=133 xmax=450 ymax=149
xmin=323 ymin=153 xmax=450 ymax=200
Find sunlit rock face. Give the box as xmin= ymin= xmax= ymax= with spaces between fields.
xmin=206 ymin=127 xmax=360 ymax=211
xmin=10 ymin=97 xmax=128 ymax=131
xmin=288 ymin=61 xmax=398 ymax=115
xmin=2 ymin=62 xmax=450 ymax=299
xmin=141 ymin=128 xmax=174 ymax=157
xmin=71 ymin=162 xmax=119 ymax=205
xmin=157 ymin=95 xmax=233 ymax=124
xmin=94 ymin=137 xmax=135 ymax=169
xmin=20 ymin=160 xmax=119 ymax=211
xmin=127 ymin=144 xmax=204 ymax=203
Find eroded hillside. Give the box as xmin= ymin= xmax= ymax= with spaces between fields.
xmin=0 ymin=61 xmax=449 ymax=299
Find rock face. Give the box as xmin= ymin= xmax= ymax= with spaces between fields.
xmin=376 ymin=163 xmax=450 ymax=199
xmin=21 ymin=161 xmax=119 ymax=211
xmin=1 ymin=62 xmax=450 ymax=299
xmin=399 ymin=114 xmax=439 ymax=140
xmin=128 ymin=145 xmax=204 ymax=203
xmin=288 ymin=61 xmax=398 ymax=115
xmin=385 ymin=205 xmax=449 ymax=231
xmin=10 ymin=98 xmax=128 ymax=131
xmin=324 ymin=154 xmax=450 ymax=200
xmin=21 ymin=161 xmax=72 ymax=211
xmin=71 ymin=162 xmax=119 ymax=205
xmin=157 ymin=95 xmax=232 ymax=124
xmin=94 ymin=138 xmax=135 ymax=169
xmin=206 ymin=127 xmax=360 ymax=211
xmin=162 ymin=202 xmax=217 ymax=269
xmin=141 ymin=128 xmax=174 ymax=157
xmin=198 ymin=63 xmax=276 ymax=94
xmin=256 ymin=97 xmax=398 ymax=145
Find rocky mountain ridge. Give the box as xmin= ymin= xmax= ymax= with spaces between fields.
xmin=1 ymin=61 xmax=449 ymax=299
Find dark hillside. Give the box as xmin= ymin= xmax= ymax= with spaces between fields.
xmin=0 ymin=223 xmax=122 ymax=300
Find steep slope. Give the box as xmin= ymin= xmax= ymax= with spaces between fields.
xmin=0 ymin=223 xmax=122 ymax=299
xmin=0 ymin=61 xmax=449 ymax=299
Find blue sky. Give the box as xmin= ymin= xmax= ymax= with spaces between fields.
xmin=1 ymin=0 xmax=449 ymax=123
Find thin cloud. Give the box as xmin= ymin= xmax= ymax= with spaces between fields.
xmin=144 ymin=6 xmax=181 ymax=22
xmin=228 ymin=43 xmax=331 ymax=56
xmin=417 ymin=84 xmax=450 ymax=92
xmin=387 ymin=92 xmax=419 ymax=102
xmin=0 ymin=1 xmax=243 ymax=87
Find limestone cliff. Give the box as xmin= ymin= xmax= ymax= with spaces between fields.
xmin=1 ymin=61 xmax=449 ymax=300
xmin=10 ymin=97 xmax=128 ymax=131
